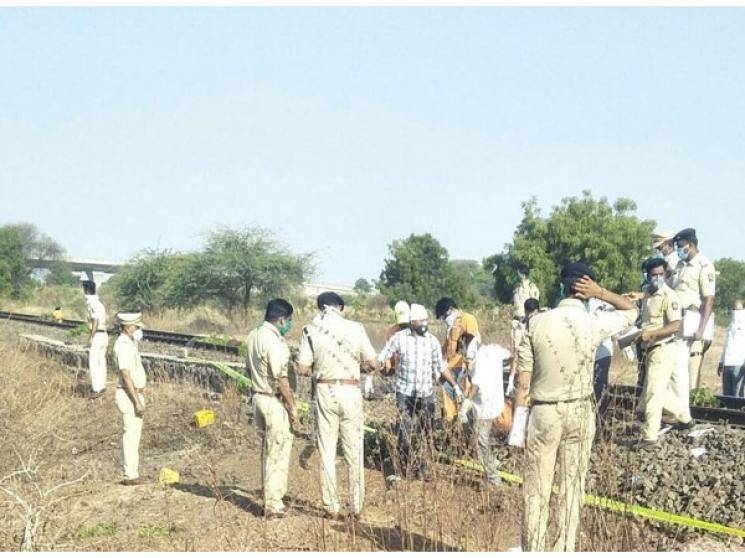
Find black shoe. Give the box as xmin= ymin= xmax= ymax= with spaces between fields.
xmin=264 ymin=509 xmax=287 ymax=520
xmin=299 ymin=444 xmax=315 ymax=471
xmin=672 ymin=420 xmax=696 ymax=431
xmin=120 ymin=477 xmax=149 ymax=486
xmin=90 ymin=389 xmax=106 ymax=399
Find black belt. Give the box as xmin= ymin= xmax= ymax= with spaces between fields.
xmin=252 ymin=390 xmax=275 ymax=397
xmin=531 ymin=395 xmax=593 ymax=406
xmin=645 ymin=338 xmax=676 ymax=351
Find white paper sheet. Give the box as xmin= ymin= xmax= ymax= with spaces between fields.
xmin=682 ymin=309 xmax=715 ymax=340
xmin=688 ymin=428 xmax=715 ymax=439
xmin=690 ymin=447 xmax=707 ymax=458
xmin=508 ymin=406 xmax=529 ymax=447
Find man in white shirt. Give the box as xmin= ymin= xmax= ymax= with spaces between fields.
xmin=461 ymin=343 xmax=511 ymax=487
xmin=378 ymin=304 xmax=461 ymax=483
xmin=719 ymin=300 xmax=745 ymax=397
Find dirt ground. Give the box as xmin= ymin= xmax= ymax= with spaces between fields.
xmin=0 ymin=329 xmax=522 ymax=551
xmin=1 ymin=314 xmax=742 ymax=552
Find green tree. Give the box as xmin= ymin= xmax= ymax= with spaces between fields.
xmin=168 ymin=227 xmax=313 ymax=314
xmin=450 ymin=259 xmax=494 ymax=303
xmin=0 ymin=226 xmax=32 ymax=299
xmin=1 ymin=223 xmax=70 ymax=290
xmin=714 ymin=258 xmax=745 ymax=313
xmin=45 ymin=261 xmax=78 ymax=286
xmin=486 ymin=192 xmax=655 ymax=306
xmin=353 ymin=278 xmax=373 ymax=295
xmin=109 ymin=250 xmax=188 ymax=311
xmin=378 ymin=233 xmax=477 ymax=309
xmin=5 ymin=222 xmax=64 ymax=260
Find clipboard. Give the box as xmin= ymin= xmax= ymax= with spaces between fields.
xmin=682 ymin=309 xmax=715 ymax=340
xmin=617 ymin=327 xmax=640 ymax=349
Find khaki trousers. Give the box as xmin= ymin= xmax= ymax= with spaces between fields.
xmin=670 ymin=339 xmax=691 ymax=410
xmin=315 ymin=383 xmax=364 ymax=514
xmin=115 ymin=388 xmax=144 ymax=480
xmin=688 ymin=338 xmax=705 ymax=391
xmin=89 ymin=332 xmax=108 ymax=393
xmin=641 ymin=343 xmax=692 ymax=441
xmin=522 ymin=399 xmax=595 ymax=552
xmin=253 ymin=393 xmax=293 ymax=513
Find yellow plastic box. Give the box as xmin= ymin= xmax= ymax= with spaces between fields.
xmin=159 ymin=468 xmax=180 ymax=485
xmin=193 ymin=409 xmax=215 ymax=428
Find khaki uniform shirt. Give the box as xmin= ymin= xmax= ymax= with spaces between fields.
xmin=672 ymin=253 xmax=716 ymax=311
xmin=297 ymin=309 xmax=376 ymax=381
xmin=640 ymin=284 xmax=682 ymax=348
xmin=246 ymin=321 xmax=290 ymax=395
xmin=518 ymin=298 xmax=637 ymax=402
xmin=114 ymin=334 xmax=146 ymax=389
xmin=513 ymin=280 xmax=540 ymax=319
xmin=664 ymin=251 xmax=680 ymax=287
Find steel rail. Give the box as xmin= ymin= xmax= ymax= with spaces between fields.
xmin=0 ymin=310 xmax=240 ymax=355
xmin=3 ymin=309 xmax=743 ymax=416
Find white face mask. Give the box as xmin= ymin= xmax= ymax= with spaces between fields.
xmin=132 ymin=329 xmax=143 ymax=342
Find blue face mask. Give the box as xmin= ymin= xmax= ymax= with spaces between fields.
xmin=677 ymin=247 xmax=688 ymax=262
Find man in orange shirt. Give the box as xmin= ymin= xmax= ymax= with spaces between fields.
xmin=435 ymin=297 xmax=481 ymax=423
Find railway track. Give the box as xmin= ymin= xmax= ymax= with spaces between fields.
xmin=3 ymin=308 xmax=744 ymax=424
xmin=605 ymin=383 xmax=745 ymax=427
xmin=0 ymin=310 xmax=241 ymax=355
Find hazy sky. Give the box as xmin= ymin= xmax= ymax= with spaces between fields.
xmin=2 ymin=8 xmax=744 ymax=285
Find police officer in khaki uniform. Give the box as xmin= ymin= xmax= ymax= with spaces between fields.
xmin=508 ymin=298 xmax=541 ymax=388
xmin=514 ymin=263 xmax=637 ymax=552
xmin=246 ymin=298 xmax=300 ymax=519
xmin=651 ymin=231 xmax=679 ymax=285
xmin=296 ymin=292 xmax=379 ymax=519
xmin=512 ymin=263 xmax=540 ymax=359
xmin=671 ymin=228 xmax=716 ymax=393
xmin=634 ymin=258 xmax=693 ymax=449
xmin=113 ymin=312 xmax=148 ymax=485
xmin=84 ymin=280 xmax=109 ymax=397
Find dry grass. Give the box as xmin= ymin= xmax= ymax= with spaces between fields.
xmin=0 ymin=334 xmax=525 ymax=551
xmin=0 ymin=295 xmax=740 ymax=551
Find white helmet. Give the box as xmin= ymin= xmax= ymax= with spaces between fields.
xmin=393 ymin=300 xmax=410 ymax=324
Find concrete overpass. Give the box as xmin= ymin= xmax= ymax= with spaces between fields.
xmin=27 ymin=256 xmax=356 ymax=295
xmin=27 ymin=256 xmax=122 ymax=284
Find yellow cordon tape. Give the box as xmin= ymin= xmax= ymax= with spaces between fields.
xmin=205 ymin=361 xmax=252 ymax=389
xmin=207 ymin=363 xmax=745 ymax=539
xmin=450 ymin=457 xmax=745 ymax=539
